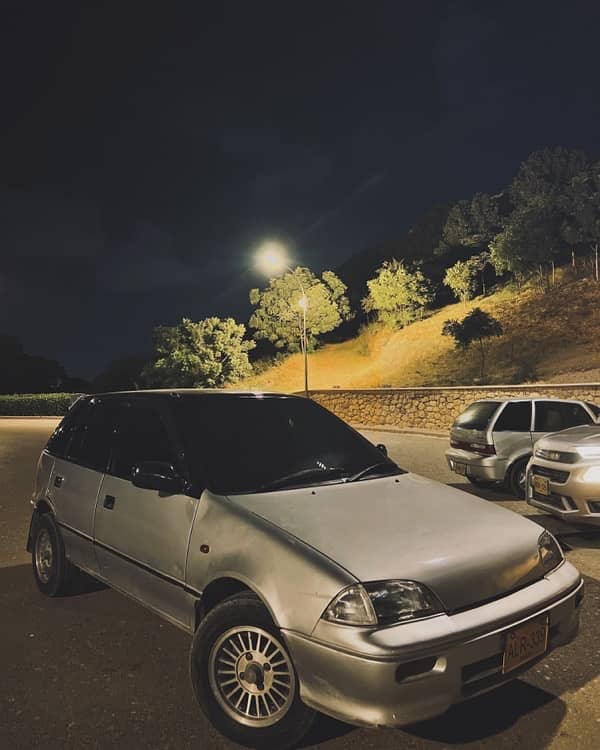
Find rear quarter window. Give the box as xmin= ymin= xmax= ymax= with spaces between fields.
xmin=454 ymin=402 xmax=501 ymax=430
xmin=46 ymin=398 xmax=91 ymax=458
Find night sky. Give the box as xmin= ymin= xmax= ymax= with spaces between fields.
xmin=2 ymin=1 xmax=600 ymax=378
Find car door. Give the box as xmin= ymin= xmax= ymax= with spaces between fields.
xmin=491 ymin=400 xmax=534 ymax=466
xmin=93 ymin=399 xmax=198 ymax=630
xmin=47 ymin=398 xmax=111 ymax=573
xmin=532 ymin=400 xmax=594 ymax=443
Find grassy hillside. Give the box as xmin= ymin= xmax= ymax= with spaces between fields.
xmin=239 ymin=275 xmax=600 ymax=391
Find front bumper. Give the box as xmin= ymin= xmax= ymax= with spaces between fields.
xmin=284 ymin=563 xmax=583 ymax=727
xmin=527 ymin=459 xmax=600 ymax=525
xmin=445 ymin=448 xmax=506 ymax=482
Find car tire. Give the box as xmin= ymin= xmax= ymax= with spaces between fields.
xmin=190 ymin=591 xmax=316 ymax=750
xmin=507 ymin=457 xmax=530 ymax=499
xmin=31 ymin=513 xmax=75 ymax=596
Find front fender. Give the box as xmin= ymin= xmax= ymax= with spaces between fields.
xmin=186 ymin=491 xmax=355 ymax=635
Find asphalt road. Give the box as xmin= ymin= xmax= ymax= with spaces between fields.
xmin=2 ymin=420 xmax=600 ymax=750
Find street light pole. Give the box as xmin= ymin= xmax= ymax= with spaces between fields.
xmin=255 ymin=242 xmax=310 ymax=397
xmin=299 ymin=293 xmax=309 ymax=398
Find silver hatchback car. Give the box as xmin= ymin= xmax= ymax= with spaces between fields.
xmin=28 ymin=391 xmax=583 ymax=749
xmin=446 ymin=398 xmax=599 ymax=497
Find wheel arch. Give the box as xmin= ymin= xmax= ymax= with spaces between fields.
xmin=505 ymin=451 xmax=532 ymax=480
xmin=26 ymin=498 xmax=56 ymax=552
xmin=195 ymin=576 xmax=274 ymax=631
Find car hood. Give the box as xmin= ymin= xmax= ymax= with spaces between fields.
xmin=230 ymin=473 xmax=546 ymax=613
xmin=537 ymin=424 xmax=600 ymax=450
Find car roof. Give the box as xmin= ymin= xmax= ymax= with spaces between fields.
xmin=472 ymin=397 xmax=584 ymax=403
xmin=88 ymin=389 xmax=298 ymax=400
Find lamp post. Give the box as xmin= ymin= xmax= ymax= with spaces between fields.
xmin=255 ymin=242 xmax=309 ymax=397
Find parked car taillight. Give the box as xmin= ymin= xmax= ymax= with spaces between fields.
xmin=450 ymin=439 xmax=496 ymax=456
xmin=469 ymin=442 xmax=496 ymax=456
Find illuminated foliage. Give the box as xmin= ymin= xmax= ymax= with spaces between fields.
xmin=362 ymin=259 xmax=433 ymax=327
xmin=144 ymin=317 xmax=255 ymax=387
xmin=249 ymin=267 xmax=353 ymax=352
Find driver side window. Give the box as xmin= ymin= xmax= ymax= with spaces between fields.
xmin=110 ymin=405 xmax=177 ymax=481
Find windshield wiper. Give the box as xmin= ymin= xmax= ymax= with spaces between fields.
xmin=259 ymin=466 xmax=348 ymax=491
xmin=347 ymin=461 xmax=401 ymax=483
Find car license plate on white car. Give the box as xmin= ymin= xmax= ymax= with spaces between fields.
xmin=533 ymin=475 xmax=550 ymax=496
xmin=453 ymin=462 xmax=467 ymax=476
xmin=502 ymin=615 xmax=549 ymax=674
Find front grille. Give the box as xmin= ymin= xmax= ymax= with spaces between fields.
xmin=531 ymin=464 xmax=570 ymax=483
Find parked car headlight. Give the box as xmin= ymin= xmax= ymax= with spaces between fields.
xmin=577 ymin=446 xmax=600 ymax=459
xmin=323 ymin=580 xmax=443 ymax=626
xmin=538 ymin=531 xmax=563 ymax=574
xmin=582 ymin=466 xmax=600 ymax=483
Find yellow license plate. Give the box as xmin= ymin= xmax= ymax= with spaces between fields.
xmin=533 ymin=475 xmax=550 ymax=496
xmin=502 ymin=616 xmax=549 ymax=674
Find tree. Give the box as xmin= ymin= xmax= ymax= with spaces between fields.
xmin=249 ymin=267 xmax=353 ymax=352
xmin=559 ymin=163 xmax=600 ymax=280
xmin=489 ymin=197 xmax=566 ymax=288
xmin=143 ymin=317 xmax=255 ymax=388
xmin=510 ymin=146 xmax=588 ymax=205
xmin=362 ymin=259 xmax=433 ymax=327
xmin=437 ymin=192 xmax=506 ymax=254
xmin=443 ymin=255 xmax=482 ymax=304
xmin=442 ymin=307 xmax=503 ymax=382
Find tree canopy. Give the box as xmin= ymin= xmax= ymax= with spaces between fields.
xmin=362 ymin=259 xmax=434 ymax=326
xmin=144 ymin=317 xmax=254 ymax=388
xmin=489 ymin=196 xmax=566 ymax=285
xmin=249 ymin=267 xmax=352 ymax=352
xmin=443 ymin=255 xmax=484 ymax=304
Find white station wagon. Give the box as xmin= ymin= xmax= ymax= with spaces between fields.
xmin=28 ymin=391 xmax=583 ymax=749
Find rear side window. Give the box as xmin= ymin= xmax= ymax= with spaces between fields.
xmin=110 ymin=406 xmax=177 ymax=481
xmin=493 ymin=401 xmax=532 ymax=432
xmin=66 ymin=402 xmax=117 ymax=472
xmin=535 ymin=401 xmax=593 ymax=432
xmin=46 ymin=399 xmax=90 ymax=458
xmin=455 ymin=402 xmax=500 ymax=430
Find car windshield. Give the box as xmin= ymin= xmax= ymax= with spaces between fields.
xmin=455 ymin=401 xmax=501 ymax=430
xmin=173 ymin=395 xmax=404 ymax=494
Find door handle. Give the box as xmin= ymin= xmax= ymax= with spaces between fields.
xmin=54 ymin=475 xmax=64 ymax=488
xmin=103 ymin=494 xmax=116 ymax=510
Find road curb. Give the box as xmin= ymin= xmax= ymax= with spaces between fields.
xmin=354 ymin=423 xmax=447 ymax=438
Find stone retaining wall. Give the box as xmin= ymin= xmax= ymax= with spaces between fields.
xmin=309 ymin=384 xmax=600 ymax=431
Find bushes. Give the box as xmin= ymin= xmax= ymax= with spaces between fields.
xmin=0 ymin=393 xmax=80 ymax=416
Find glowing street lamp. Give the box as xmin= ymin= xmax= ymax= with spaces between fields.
xmin=255 ymin=242 xmax=309 ymax=397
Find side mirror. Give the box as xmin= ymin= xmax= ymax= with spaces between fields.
xmin=131 ymin=461 xmax=183 ymax=494
xmin=376 ymin=443 xmax=388 ymax=457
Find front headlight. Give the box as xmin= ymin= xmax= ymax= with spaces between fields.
xmin=582 ymin=466 xmax=600 ymax=483
xmin=323 ymin=580 xmax=443 ymax=627
xmin=577 ymin=445 xmax=600 ymax=459
xmin=538 ymin=530 xmax=563 ymax=574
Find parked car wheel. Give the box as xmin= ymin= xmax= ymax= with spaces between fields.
xmin=190 ymin=591 xmax=316 ymax=750
xmin=508 ymin=457 xmax=530 ymax=499
xmin=31 ymin=513 xmax=74 ymax=596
